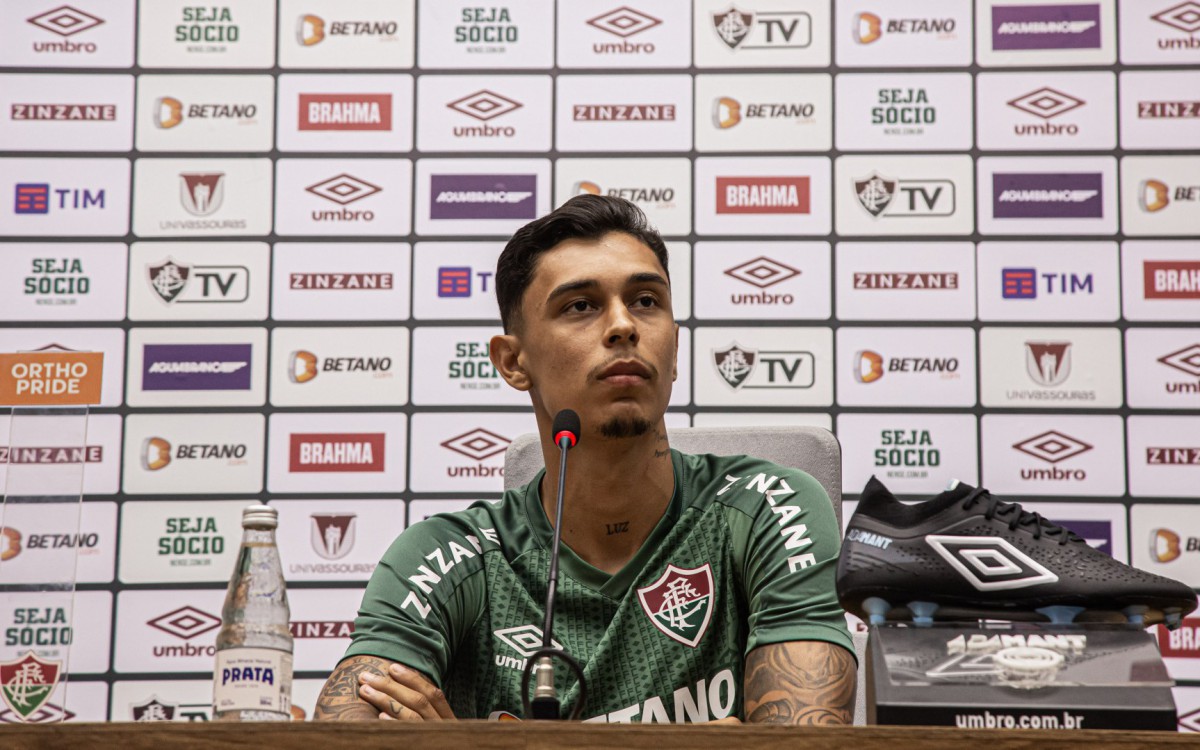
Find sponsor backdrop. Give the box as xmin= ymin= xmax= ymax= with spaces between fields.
xmin=0 ymin=0 xmax=1198 ymax=727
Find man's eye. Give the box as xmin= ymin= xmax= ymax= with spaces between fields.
xmin=568 ymin=300 xmax=591 ymax=312
xmin=634 ymin=295 xmax=658 ymax=308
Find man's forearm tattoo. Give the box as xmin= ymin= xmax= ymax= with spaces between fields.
xmin=314 ymin=656 xmax=390 ymax=721
xmin=744 ymin=642 xmax=856 ymax=725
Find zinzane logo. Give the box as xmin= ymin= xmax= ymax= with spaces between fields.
xmin=637 ymin=563 xmax=714 ymax=648
xmin=925 ymin=535 xmax=1058 ymax=591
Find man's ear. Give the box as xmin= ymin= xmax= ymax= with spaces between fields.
xmin=490 ymin=334 xmax=531 ymax=392
xmin=672 ymin=323 xmax=679 ymax=382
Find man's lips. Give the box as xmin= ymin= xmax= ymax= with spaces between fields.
xmin=596 ymin=359 xmax=653 ymax=384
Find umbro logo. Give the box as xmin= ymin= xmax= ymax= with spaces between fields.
xmin=926 ymin=535 xmax=1058 ymax=591
xmin=494 ymin=625 xmax=562 ymax=658
xmin=724 ymin=256 xmax=801 ymax=289
xmin=1007 ymin=88 xmax=1084 ymax=120
xmin=305 ymin=174 xmax=382 ymax=205
xmin=1158 ymin=344 xmax=1200 ymax=377
xmin=587 ymin=7 xmax=662 ymax=37
xmin=441 ymin=428 xmax=511 ymax=461
xmin=447 ymin=90 xmax=523 ymax=122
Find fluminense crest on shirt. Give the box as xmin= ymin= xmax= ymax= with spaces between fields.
xmin=637 ymin=563 xmax=715 ymax=648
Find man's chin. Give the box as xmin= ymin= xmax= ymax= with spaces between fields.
xmin=598 ymin=415 xmax=653 ymax=439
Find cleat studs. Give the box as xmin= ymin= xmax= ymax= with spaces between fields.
xmin=1122 ymin=604 xmax=1149 ymax=627
xmin=908 ymin=601 xmax=938 ymax=627
xmin=1166 ymin=612 xmax=1183 ymax=630
xmin=863 ymin=597 xmax=891 ymax=625
xmin=1036 ymin=605 xmax=1085 ymax=625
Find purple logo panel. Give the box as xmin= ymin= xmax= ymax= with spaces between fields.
xmin=429 ymin=174 xmax=537 ymax=220
xmin=1052 ymin=519 xmax=1113 ymax=557
xmin=992 ymin=4 xmax=1102 ymax=50
xmin=142 ymin=343 xmax=253 ymax=391
xmin=992 ymin=173 xmax=1103 ymax=219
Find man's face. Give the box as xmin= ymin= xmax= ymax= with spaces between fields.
xmin=499 ymin=231 xmax=677 ymax=440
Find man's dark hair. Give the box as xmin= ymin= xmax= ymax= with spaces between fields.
xmin=495 ymin=194 xmax=669 ymax=333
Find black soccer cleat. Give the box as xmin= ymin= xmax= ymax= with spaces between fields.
xmin=837 ymin=477 xmax=1198 ymax=629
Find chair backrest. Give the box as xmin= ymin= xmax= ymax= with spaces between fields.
xmin=502 ymin=424 xmax=866 ymax=725
xmin=502 ymin=425 xmax=843 ymax=527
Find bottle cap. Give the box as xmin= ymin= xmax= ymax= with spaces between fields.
xmin=242 ymin=503 xmax=278 ymax=529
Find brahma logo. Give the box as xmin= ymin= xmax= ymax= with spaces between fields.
xmin=1143 ymin=261 xmax=1200 ymax=299
xmin=141 ymin=438 xmax=172 ymax=471
xmin=298 ymin=93 xmax=392 ymax=131
xmin=854 ymin=351 xmax=884 ymax=383
xmin=178 ymin=173 xmax=224 ymax=216
xmin=310 ymin=514 xmax=356 ymax=560
xmin=991 ymin=4 xmax=1102 ymax=50
xmin=637 ymin=563 xmax=714 ymax=647
xmin=289 ymin=433 xmax=385 ymax=473
xmin=715 ymin=177 xmax=809 ymax=214
xmin=925 ymin=536 xmax=1058 ymax=591
xmin=429 ymin=174 xmax=536 ymax=220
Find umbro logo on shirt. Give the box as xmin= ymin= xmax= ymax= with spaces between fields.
xmin=493 ymin=624 xmax=562 ymax=670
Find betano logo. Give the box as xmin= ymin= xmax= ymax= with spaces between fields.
xmin=298 ymin=14 xmax=324 ymax=45
xmin=152 ymin=97 xmax=257 ymax=129
xmin=296 ymin=14 xmax=398 ymax=46
xmin=298 ymin=93 xmax=392 ymax=131
xmin=713 ymin=97 xmax=740 ymax=128
xmin=571 ymin=180 xmax=674 ymax=206
xmin=711 ymin=97 xmax=813 ymax=129
xmin=1151 ymin=528 xmax=1184 ymax=563
xmin=285 ymin=350 xmax=392 ymax=383
xmin=1140 ymin=179 xmax=1171 ymax=212
xmin=853 ymin=12 xmax=958 ymax=44
xmin=854 ymin=350 xmax=884 ymax=383
xmin=141 ymin=437 xmax=172 ymax=471
xmin=0 ymin=528 xmax=19 ymax=561
xmin=289 ymin=350 xmax=319 ymax=383
xmin=854 ymin=12 xmax=883 ymax=43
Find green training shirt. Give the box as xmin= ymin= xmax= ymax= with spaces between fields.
xmin=345 ymin=449 xmax=853 ymax=722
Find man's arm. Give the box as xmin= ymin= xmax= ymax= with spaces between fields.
xmin=315 ymin=655 xmax=393 ymax=721
xmin=743 ymin=640 xmax=856 ymax=725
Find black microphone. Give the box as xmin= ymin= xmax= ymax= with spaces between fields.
xmin=522 ymin=409 xmax=587 ymax=720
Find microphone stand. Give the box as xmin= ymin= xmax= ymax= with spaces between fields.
xmin=521 ymin=413 xmax=587 ymax=720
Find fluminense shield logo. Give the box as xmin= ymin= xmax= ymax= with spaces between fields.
xmin=306 ymin=174 xmax=382 ymax=205
xmin=723 ymin=256 xmax=800 ymax=288
xmin=853 ymin=12 xmax=882 ymax=44
xmin=925 ymin=535 xmax=1058 ymax=591
xmin=132 ymin=697 xmax=176 ymax=722
xmin=0 ymin=652 xmax=61 ymax=722
xmin=1007 ymin=88 xmax=1085 ymax=119
xmin=1013 ymin=430 xmax=1093 ymax=464
xmin=147 ymin=606 xmax=221 ymax=640
xmin=311 ymin=513 xmax=357 ymax=560
xmin=713 ymin=343 xmax=756 ymax=389
xmin=179 ymin=173 xmax=225 ymax=216
xmin=713 ymin=8 xmax=754 ymax=48
xmin=441 ymin=428 xmax=511 ymax=461
xmin=1159 ymin=344 xmax=1200 ymax=376
xmin=27 ymin=5 xmax=104 ymax=36
xmin=147 ymin=259 xmax=191 ymax=303
xmin=637 ymin=563 xmax=715 ymax=647
xmin=298 ymin=14 xmax=324 ymax=45
xmin=854 ymin=173 xmax=896 ymax=217
xmin=447 ymin=90 xmax=523 ymax=122
xmin=1152 ymin=2 xmax=1200 ymax=33
xmin=494 ymin=625 xmax=562 ymax=657
xmin=1025 ymin=341 xmax=1072 ymax=386
xmin=587 ymin=7 xmax=662 ymax=37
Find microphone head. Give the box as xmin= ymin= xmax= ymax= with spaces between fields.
xmin=552 ymin=409 xmax=581 ymax=449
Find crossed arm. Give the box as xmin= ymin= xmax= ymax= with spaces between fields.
xmin=314 ymin=639 xmax=855 ymax=724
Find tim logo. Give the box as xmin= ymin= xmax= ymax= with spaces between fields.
xmin=1002 ymin=268 xmax=1036 ymax=298
xmin=438 ymin=267 xmax=471 ymax=297
xmin=310 ymin=513 xmax=356 ymax=560
xmin=637 ymin=563 xmax=714 ymax=647
xmin=179 ymin=173 xmax=224 ymax=216
xmin=1025 ymin=341 xmax=1072 ymax=386
xmin=925 ymin=535 xmax=1058 ymax=591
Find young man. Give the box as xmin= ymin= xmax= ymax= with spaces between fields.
xmin=315 ymin=195 xmax=855 ymax=723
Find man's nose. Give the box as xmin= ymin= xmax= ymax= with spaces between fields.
xmin=604 ymin=302 xmax=638 ymax=345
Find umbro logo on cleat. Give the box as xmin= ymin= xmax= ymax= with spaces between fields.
xmin=926 ymin=535 xmax=1059 ymax=591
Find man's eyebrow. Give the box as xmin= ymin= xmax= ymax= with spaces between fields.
xmin=546 ymin=279 xmax=598 ymax=303
xmin=629 ymin=272 xmax=669 ymax=287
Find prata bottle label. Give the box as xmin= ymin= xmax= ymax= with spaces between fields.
xmin=213 ymin=648 xmax=293 ymax=714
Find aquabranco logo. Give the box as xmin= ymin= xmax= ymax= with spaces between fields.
xmin=992 ymin=173 xmax=1102 ymax=218
xmin=991 ymin=4 xmax=1102 ymax=50
xmin=141 ymin=343 xmax=252 ymax=391
xmin=637 ymin=563 xmax=714 ymax=647
xmin=429 ymin=174 xmax=536 ymax=220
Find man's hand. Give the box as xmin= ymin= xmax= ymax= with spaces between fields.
xmin=357 ymin=662 xmax=457 ymax=721
xmin=743 ymin=640 xmax=856 ymax=725
xmin=314 ymin=655 xmax=456 ymax=721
